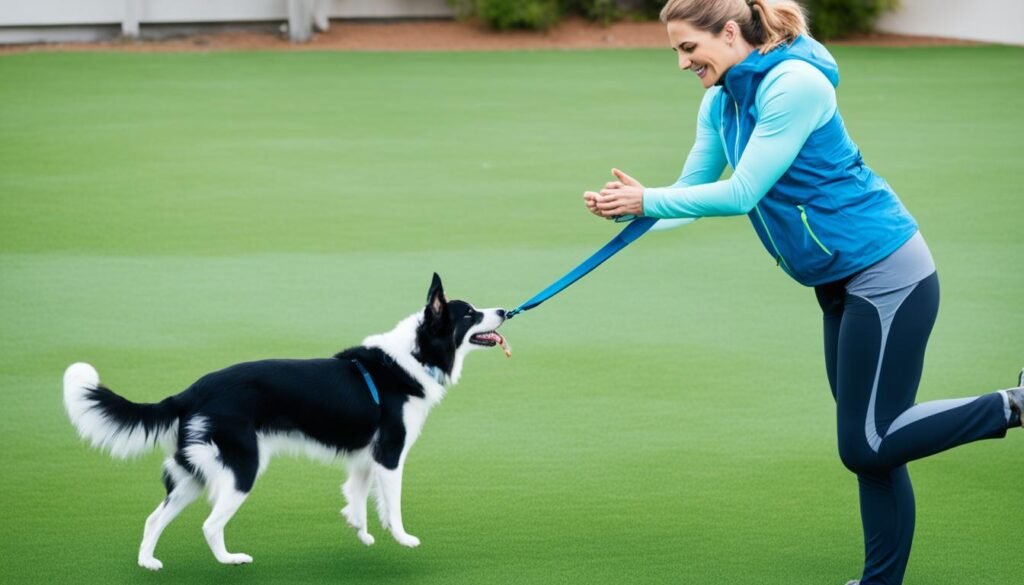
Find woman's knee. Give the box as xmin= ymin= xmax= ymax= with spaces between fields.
xmin=838 ymin=435 xmax=885 ymax=474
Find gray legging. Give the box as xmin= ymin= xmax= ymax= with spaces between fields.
xmin=814 ymin=233 xmax=1014 ymax=585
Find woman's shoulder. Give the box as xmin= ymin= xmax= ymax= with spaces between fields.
xmin=756 ymin=59 xmax=837 ymax=122
xmin=769 ymin=58 xmax=832 ymax=80
xmin=760 ymin=60 xmax=835 ymax=98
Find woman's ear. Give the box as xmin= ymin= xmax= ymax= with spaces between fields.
xmin=723 ymin=20 xmax=739 ymax=45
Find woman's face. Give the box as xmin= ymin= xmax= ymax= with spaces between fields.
xmin=666 ymin=19 xmax=747 ymax=89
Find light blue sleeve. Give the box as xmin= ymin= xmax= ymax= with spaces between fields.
xmin=642 ymin=61 xmax=838 ymax=219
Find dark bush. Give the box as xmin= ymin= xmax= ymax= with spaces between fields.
xmin=450 ymin=0 xmax=898 ymax=35
xmin=450 ymin=0 xmax=897 ymax=32
xmin=629 ymin=0 xmax=670 ymax=20
xmin=803 ymin=0 xmax=900 ymax=40
xmin=562 ymin=0 xmax=620 ymax=25
xmin=448 ymin=0 xmax=641 ymax=30
xmin=473 ymin=0 xmax=563 ymax=30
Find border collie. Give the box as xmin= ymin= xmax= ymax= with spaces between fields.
xmin=63 ymin=274 xmax=507 ymax=570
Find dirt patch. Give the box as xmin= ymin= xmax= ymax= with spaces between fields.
xmin=0 ymin=18 xmax=980 ymax=55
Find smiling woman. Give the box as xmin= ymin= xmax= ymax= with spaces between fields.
xmin=579 ymin=1 xmax=1024 ymax=585
xmin=662 ymin=0 xmax=807 ymax=87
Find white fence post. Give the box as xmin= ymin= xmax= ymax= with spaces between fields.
xmin=287 ymin=0 xmax=314 ymax=43
xmin=122 ymin=0 xmax=141 ymax=38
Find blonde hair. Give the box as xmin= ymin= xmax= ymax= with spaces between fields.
xmin=660 ymin=0 xmax=808 ymax=53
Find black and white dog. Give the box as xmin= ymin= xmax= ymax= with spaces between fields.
xmin=63 ymin=274 xmax=507 ymax=570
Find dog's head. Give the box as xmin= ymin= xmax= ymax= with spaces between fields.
xmin=414 ymin=273 xmax=507 ymax=384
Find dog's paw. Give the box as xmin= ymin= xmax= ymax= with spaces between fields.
xmin=393 ymin=532 xmax=421 ymax=548
xmin=358 ymin=530 xmax=375 ymax=546
xmin=218 ymin=553 xmax=253 ymax=566
xmin=138 ymin=556 xmax=163 ymax=571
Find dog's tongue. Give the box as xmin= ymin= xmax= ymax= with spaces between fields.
xmin=476 ymin=332 xmax=511 ymax=358
xmin=491 ymin=333 xmax=512 ymax=356
xmin=498 ymin=333 xmax=511 ymax=358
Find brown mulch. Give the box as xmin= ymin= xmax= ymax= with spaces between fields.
xmin=0 ymin=18 xmax=979 ymax=55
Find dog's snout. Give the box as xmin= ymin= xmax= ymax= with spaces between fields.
xmin=496 ymin=309 xmax=507 ymax=320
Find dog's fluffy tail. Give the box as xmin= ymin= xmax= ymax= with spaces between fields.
xmin=63 ymin=363 xmax=179 ymax=459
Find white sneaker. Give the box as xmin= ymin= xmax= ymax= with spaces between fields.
xmin=845 ymin=581 xmax=860 ymax=585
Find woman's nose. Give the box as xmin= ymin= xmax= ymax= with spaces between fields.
xmin=678 ymin=55 xmax=691 ymax=70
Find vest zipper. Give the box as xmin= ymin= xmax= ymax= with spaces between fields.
xmin=797 ymin=205 xmax=833 ymax=256
xmin=731 ymin=95 xmax=788 ymax=270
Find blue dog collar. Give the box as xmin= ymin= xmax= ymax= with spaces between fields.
xmin=351 ymin=359 xmax=380 ymax=405
xmin=425 ymin=365 xmax=447 ymax=386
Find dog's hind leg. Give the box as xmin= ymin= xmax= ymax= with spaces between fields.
xmin=375 ymin=463 xmax=420 ymax=548
xmin=138 ymin=458 xmax=202 ymax=571
xmin=193 ymin=429 xmax=258 ymax=566
xmin=202 ymin=485 xmax=252 ymax=565
xmin=341 ymin=455 xmax=375 ymax=546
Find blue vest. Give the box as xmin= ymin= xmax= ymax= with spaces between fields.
xmin=717 ymin=36 xmax=918 ymax=286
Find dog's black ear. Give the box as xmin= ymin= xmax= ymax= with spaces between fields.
xmin=425 ymin=273 xmax=447 ymax=325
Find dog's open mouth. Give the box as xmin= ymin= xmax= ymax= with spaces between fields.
xmin=470 ymin=331 xmax=503 ymax=347
xmin=470 ymin=331 xmax=511 ymax=358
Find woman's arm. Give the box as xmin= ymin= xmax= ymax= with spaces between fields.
xmin=598 ymin=61 xmax=838 ymax=220
xmin=585 ymin=89 xmax=726 ymax=220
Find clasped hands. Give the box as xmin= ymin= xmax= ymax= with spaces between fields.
xmin=583 ymin=168 xmax=645 ymax=220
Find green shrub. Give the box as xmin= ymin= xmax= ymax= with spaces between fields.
xmin=632 ymin=0 xmax=669 ymax=20
xmin=446 ymin=0 xmax=666 ymax=30
xmin=562 ymin=0 xmax=620 ymax=25
xmin=475 ymin=0 xmax=562 ymax=30
xmin=804 ymin=0 xmax=900 ymax=40
xmin=449 ymin=0 xmax=899 ymax=34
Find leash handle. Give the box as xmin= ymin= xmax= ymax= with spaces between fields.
xmin=505 ymin=216 xmax=658 ymax=320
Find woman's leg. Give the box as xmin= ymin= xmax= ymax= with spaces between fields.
xmin=834 ymin=272 xmax=1013 ymax=584
xmin=837 ymin=273 xmax=1010 ymax=473
xmin=855 ymin=466 xmax=915 ymax=585
xmin=818 ymin=277 xmax=916 ymax=584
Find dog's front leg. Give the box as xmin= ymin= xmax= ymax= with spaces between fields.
xmin=375 ymin=463 xmax=420 ymax=548
xmin=341 ymin=461 xmax=375 ymax=546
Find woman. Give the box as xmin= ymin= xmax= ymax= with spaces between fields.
xmin=583 ymin=1 xmax=1023 ymax=584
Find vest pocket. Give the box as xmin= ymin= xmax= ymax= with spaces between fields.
xmin=797 ymin=205 xmax=832 ymax=256
xmin=786 ymin=204 xmax=840 ymax=283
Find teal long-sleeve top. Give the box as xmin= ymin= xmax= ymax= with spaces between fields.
xmin=643 ymin=59 xmax=838 ymax=220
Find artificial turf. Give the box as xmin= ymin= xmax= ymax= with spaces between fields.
xmin=1 ymin=44 xmax=1022 ymax=584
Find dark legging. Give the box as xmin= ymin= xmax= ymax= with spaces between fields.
xmin=815 ymin=271 xmax=1011 ymax=585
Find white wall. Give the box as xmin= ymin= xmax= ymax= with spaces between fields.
xmin=0 ymin=0 xmax=454 ymax=27
xmin=876 ymin=0 xmax=1023 ymax=46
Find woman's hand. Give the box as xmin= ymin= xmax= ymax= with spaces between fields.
xmin=582 ymin=168 xmax=645 ymax=219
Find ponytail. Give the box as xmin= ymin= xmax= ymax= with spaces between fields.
xmin=661 ymin=0 xmax=808 ymax=52
xmin=748 ymin=0 xmax=807 ymax=52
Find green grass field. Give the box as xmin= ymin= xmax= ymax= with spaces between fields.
xmin=1 ymin=44 xmax=1022 ymax=584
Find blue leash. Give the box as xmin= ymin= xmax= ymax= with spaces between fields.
xmin=505 ymin=216 xmax=658 ymax=320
